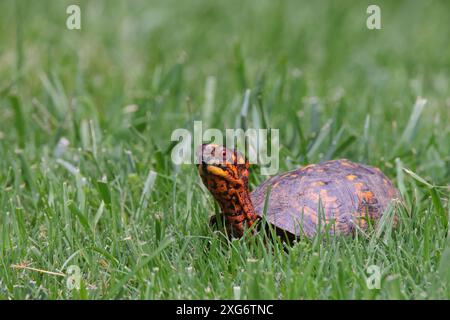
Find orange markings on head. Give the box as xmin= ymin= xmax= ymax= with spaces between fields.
xmin=197 ymin=144 xmax=261 ymax=238
xmin=197 ymin=144 xmax=251 ymax=209
xmin=216 ymin=181 xmax=228 ymax=193
xmin=198 ymin=144 xmax=249 ymax=184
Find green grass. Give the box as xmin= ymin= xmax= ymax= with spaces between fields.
xmin=0 ymin=0 xmax=449 ymax=299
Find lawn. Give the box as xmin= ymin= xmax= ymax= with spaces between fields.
xmin=0 ymin=0 xmax=449 ymax=299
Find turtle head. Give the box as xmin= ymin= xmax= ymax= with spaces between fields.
xmin=197 ymin=144 xmax=257 ymax=238
xmin=197 ymin=144 xmax=249 ymax=189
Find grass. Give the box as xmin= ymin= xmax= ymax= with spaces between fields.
xmin=0 ymin=0 xmax=449 ymax=299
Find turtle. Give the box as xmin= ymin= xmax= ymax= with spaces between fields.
xmin=197 ymin=144 xmax=401 ymax=240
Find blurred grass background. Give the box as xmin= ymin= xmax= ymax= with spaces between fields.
xmin=0 ymin=0 xmax=449 ymax=299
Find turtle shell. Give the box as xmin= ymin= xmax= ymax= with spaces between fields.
xmin=250 ymin=159 xmax=400 ymax=237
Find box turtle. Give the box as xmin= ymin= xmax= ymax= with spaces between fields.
xmin=198 ymin=144 xmax=400 ymax=239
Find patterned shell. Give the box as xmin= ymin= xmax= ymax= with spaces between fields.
xmin=251 ymin=159 xmax=400 ymax=237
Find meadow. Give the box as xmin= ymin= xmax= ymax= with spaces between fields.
xmin=0 ymin=0 xmax=449 ymax=299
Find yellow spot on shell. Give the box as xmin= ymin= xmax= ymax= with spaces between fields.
xmin=312 ymin=181 xmax=326 ymax=187
xmin=346 ymin=174 xmax=357 ymax=181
